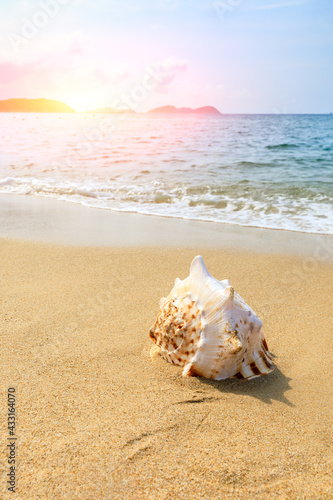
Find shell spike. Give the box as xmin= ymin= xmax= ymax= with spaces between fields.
xmin=190 ymin=255 xmax=210 ymax=280
xmin=226 ymin=285 xmax=234 ymax=300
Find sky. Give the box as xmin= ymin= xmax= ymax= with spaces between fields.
xmin=0 ymin=0 xmax=332 ymax=113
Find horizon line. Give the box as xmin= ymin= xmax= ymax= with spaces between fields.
xmin=0 ymin=97 xmax=332 ymax=116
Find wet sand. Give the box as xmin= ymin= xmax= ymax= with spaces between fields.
xmin=0 ymin=197 xmax=333 ymax=499
xmin=0 ymin=193 xmax=332 ymax=258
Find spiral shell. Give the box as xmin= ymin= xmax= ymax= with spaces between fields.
xmin=149 ymin=256 xmax=274 ymax=380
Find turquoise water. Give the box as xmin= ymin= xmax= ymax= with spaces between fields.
xmin=0 ymin=113 xmax=332 ymax=234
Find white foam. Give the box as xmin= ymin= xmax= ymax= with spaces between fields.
xmin=0 ymin=176 xmax=331 ymax=235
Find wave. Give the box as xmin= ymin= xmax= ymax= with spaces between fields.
xmin=0 ymin=176 xmax=332 ymax=235
xmin=266 ymin=143 xmax=300 ymax=150
xmin=238 ymin=161 xmax=275 ymax=168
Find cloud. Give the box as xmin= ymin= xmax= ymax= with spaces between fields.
xmin=0 ymin=53 xmax=130 ymax=104
xmin=147 ymin=57 xmax=188 ymax=93
xmin=91 ymin=65 xmax=130 ymax=85
xmin=0 ymin=62 xmax=35 ymax=84
xmin=0 ymin=25 xmax=132 ymax=88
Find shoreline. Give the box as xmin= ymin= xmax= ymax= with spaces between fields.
xmin=1 ymin=193 xmax=332 ymax=261
xmin=1 ymin=192 xmax=332 ymax=498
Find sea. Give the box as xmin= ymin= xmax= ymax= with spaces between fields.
xmin=0 ymin=113 xmax=332 ymax=234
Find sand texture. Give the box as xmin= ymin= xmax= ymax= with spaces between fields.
xmin=1 ymin=239 xmax=333 ymax=499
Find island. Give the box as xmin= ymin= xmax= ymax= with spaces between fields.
xmin=0 ymin=98 xmax=76 ymax=113
xmin=148 ymin=105 xmax=222 ymax=115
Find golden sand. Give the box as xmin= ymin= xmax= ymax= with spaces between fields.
xmin=1 ymin=239 xmax=332 ymax=499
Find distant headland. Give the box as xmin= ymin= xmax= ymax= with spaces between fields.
xmin=147 ymin=105 xmax=221 ymax=115
xmin=0 ymin=98 xmax=222 ymax=115
xmin=0 ymin=98 xmax=75 ymax=113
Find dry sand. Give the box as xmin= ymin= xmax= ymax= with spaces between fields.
xmin=1 ymin=236 xmax=332 ymax=499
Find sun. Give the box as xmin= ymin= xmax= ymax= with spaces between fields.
xmin=59 ymin=92 xmax=101 ymax=113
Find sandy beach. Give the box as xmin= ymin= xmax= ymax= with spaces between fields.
xmin=1 ymin=197 xmax=333 ymax=499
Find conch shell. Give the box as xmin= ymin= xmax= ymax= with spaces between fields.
xmin=149 ymin=256 xmax=274 ymax=380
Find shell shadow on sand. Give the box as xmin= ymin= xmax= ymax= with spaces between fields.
xmin=199 ymin=361 xmax=293 ymax=406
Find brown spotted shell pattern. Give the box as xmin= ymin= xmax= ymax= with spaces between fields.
xmin=149 ymin=256 xmax=274 ymax=380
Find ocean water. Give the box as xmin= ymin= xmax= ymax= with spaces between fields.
xmin=0 ymin=113 xmax=332 ymax=234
